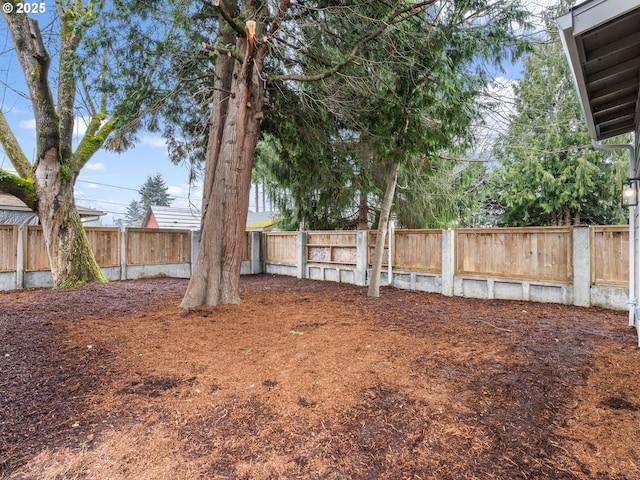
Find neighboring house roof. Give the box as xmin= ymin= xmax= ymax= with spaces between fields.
xmin=142 ymin=205 xmax=277 ymax=230
xmin=557 ymin=0 xmax=640 ymax=141
xmin=246 ymin=211 xmax=277 ymax=230
xmin=142 ymin=206 xmax=201 ymax=230
xmin=0 ymin=192 xmax=106 ymax=224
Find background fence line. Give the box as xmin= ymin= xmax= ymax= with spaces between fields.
xmin=0 ymin=224 xmax=630 ymax=310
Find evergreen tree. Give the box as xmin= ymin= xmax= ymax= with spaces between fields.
xmin=124 ymin=200 xmax=145 ymax=227
xmin=489 ymin=4 xmax=628 ymax=226
xmin=138 ymin=174 xmax=174 ymax=209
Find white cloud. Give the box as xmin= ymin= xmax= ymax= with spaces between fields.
xmin=85 ymin=183 xmax=101 ymax=189
xmin=167 ymin=185 xmax=184 ymax=195
xmin=85 ymin=162 xmax=106 ymax=171
xmin=141 ymin=136 xmax=167 ymax=149
xmin=18 ymin=119 xmax=36 ymax=130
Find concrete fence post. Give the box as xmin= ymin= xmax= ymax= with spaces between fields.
xmin=441 ymin=229 xmax=455 ymax=296
xmin=16 ymin=225 xmax=24 ymax=290
xmin=573 ymin=226 xmax=591 ymax=307
xmin=250 ymin=231 xmax=262 ymax=274
xmin=355 ymin=230 xmax=368 ymax=286
xmin=296 ymin=232 xmax=307 ymax=279
xmin=120 ymin=227 xmax=127 ymax=280
xmin=190 ymin=230 xmax=200 ymax=276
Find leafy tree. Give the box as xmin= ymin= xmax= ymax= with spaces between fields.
xmin=395 ymin=159 xmax=488 ymax=229
xmin=0 ymin=2 xmax=175 ymax=287
xmin=489 ymin=4 xmax=628 ymax=226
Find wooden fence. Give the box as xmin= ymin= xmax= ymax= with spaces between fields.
xmin=3 ymin=225 xmax=628 ymax=285
xmin=591 ymin=225 xmax=629 ymax=286
xmin=307 ymin=231 xmax=357 ymax=267
xmin=393 ymin=229 xmax=442 ymax=273
xmin=0 ymin=224 xmax=16 ymax=272
xmin=126 ymin=228 xmax=191 ymax=266
xmin=8 ymin=226 xmax=191 ymax=271
xmin=263 ymin=226 xmax=630 ymax=286
xmin=455 ymin=227 xmax=573 ymax=283
xmin=263 ymin=232 xmax=297 ymax=264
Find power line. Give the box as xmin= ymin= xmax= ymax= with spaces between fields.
xmin=76 ymin=179 xmax=139 ymax=193
xmin=75 ymin=179 xmax=199 ymax=201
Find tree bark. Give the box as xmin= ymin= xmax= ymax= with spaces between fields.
xmin=181 ymin=13 xmax=266 ymax=308
xmin=368 ymin=161 xmax=400 ymax=297
xmin=34 ymin=151 xmax=106 ymax=286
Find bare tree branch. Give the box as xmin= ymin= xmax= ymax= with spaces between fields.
xmin=214 ymin=0 xmax=246 ymax=37
xmin=0 ymin=111 xmax=32 ymax=177
xmin=202 ymin=41 xmax=243 ymax=62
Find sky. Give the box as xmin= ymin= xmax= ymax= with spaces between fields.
xmin=0 ymin=111 xmax=205 ymax=224
xmin=0 ymin=0 xmax=557 ymax=225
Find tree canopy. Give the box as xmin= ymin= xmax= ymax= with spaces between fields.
xmin=0 ymin=1 xmax=183 ymax=286
xmin=488 ymin=3 xmax=628 ymax=226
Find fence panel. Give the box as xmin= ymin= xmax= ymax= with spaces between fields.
xmin=307 ymin=231 xmax=357 ymax=266
xmin=393 ymin=229 xmax=442 ymax=273
xmin=126 ymin=228 xmax=191 ymax=266
xmin=455 ymin=227 xmax=573 ymax=283
xmin=0 ymin=225 xmax=17 ymax=272
xmin=367 ymin=231 xmax=390 ymax=267
xmin=86 ymin=227 xmax=121 ymax=267
xmin=242 ymin=232 xmax=251 ymax=261
xmin=23 ymin=225 xmax=49 ymax=271
xmin=24 ymin=226 xmax=126 ymax=271
xmin=592 ymin=226 xmax=628 ymax=286
xmin=264 ymin=232 xmax=297 ymax=264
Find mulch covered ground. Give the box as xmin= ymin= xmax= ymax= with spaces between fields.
xmin=1 ymin=274 xmax=639 ymax=479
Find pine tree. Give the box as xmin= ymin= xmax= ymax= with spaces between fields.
xmin=489 ymin=5 xmax=628 ymax=226
xmin=138 ymin=174 xmax=174 ymax=209
xmin=124 ymin=201 xmax=145 ymax=227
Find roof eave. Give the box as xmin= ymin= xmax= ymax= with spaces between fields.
xmin=557 ymin=11 xmax=599 ymax=140
xmin=557 ymin=0 xmax=640 ymax=142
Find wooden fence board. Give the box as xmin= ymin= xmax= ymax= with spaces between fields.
xmin=591 ymin=226 xmax=628 ymax=286
xmin=0 ymin=225 xmax=17 ymax=272
xmin=307 ymin=231 xmax=357 ymax=266
xmin=86 ymin=227 xmax=121 ymax=267
xmin=367 ymin=231 xmax=389 ymax=267
xmin=126 ymin=228 xmax=190 ymax=266
xmin=393 ymin=229 xmax=442 ymax=273
xmin=455 ymin=227 xmax=573 ymax=282
xmin=242 ymin=232 xmax=251 ymax=261
xmin=264 ymin=232 xmax=297 ymax=264
xmin=23 ymin=225 xmax=49 ymax=271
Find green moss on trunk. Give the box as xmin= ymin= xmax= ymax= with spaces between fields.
xmin=53 ymin=205 xmax=107 ymax=288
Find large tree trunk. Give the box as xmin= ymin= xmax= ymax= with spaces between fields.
xmin=181 ymin=17 xmax=265 ymax=308
xmin=33 ymin=150 xmax=106 ymax=287
xmin=368 ymin=161 xmax=399 ymax=297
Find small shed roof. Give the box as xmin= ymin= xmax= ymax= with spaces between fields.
xmin=142 ymin=206 xmax=278 ymax=230
xmin=142 ymin=206 xmax=201 ymax=230
xmin=557 ymin=0 xmax=640 ymax=141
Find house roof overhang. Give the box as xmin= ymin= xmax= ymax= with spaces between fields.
xmin=557 ymin=0 xmax=640 ymax=141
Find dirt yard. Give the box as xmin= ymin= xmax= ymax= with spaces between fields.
xmin=1 ymin=275 xmax=639 ymax=479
